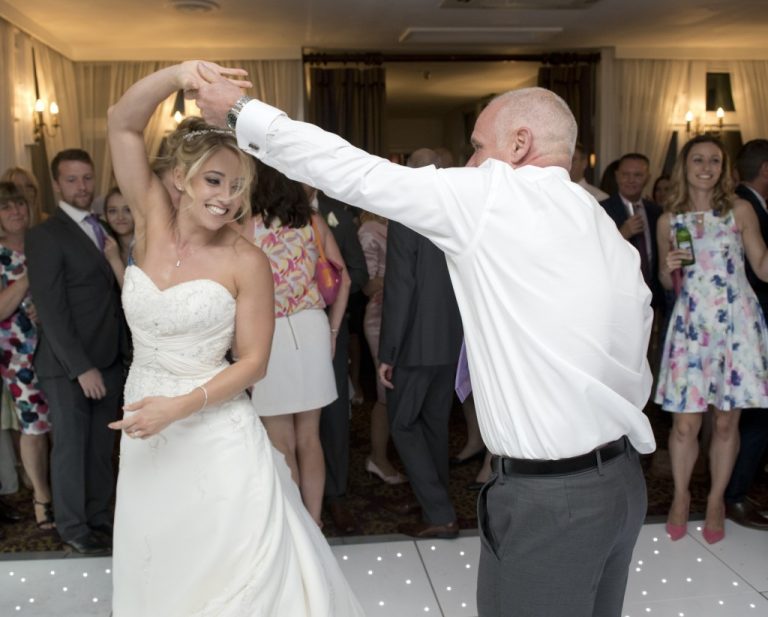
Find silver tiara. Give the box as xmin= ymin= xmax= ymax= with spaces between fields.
xmin=183 ymin=128 xmax=235 ymax=141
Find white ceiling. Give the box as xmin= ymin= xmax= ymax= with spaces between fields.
xmin=1 ymin=0 xmax=767 ymax=115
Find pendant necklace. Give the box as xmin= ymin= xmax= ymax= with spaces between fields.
xmin=174 ymin=233 xmax=211 ymax=267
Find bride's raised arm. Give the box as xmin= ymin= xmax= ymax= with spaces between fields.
xmin=107 ymin=62 xmax=251 ymax=254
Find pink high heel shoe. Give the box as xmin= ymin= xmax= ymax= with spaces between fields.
xmin=365 ymin=458 xmax=408 ymax=485
xmin=665 ymin=522 xmax=687 ymax=541
xmin=702 ymin=526 xmax=725 ymax=544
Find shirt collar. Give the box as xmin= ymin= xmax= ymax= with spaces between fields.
xmin=59 ymin=200 xmax=92 ymax=223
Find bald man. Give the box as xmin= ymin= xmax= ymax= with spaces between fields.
xmin=196 ymin=67 xmax=655 ymax=617
xmin=378 ymin=147 xmax=463 ymax=539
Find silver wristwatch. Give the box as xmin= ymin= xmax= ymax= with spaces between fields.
xmin=226 ymin=95 xmax=252 ymax=130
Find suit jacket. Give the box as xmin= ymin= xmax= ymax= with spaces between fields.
xmin=25 ymin=207 xmax=128 ymax=380
xmin=737 ymin=183 xmax=768 ymax=313
xmin=379 ymin=221 xmax=462 ymax=368
xmin=600 ymin=193 xmax=664 ymax=307
xmin=317 ymin=194 xmax=368 ymax=295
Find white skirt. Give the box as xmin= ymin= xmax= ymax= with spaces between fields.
xmin=251 ymin=308 xmax=338 ymax=416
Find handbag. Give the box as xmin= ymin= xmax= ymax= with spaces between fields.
xmin=310 ymin=216 xmax=342 ymax=305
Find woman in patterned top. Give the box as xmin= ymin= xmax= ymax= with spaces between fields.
xmin=248 ymin=162 xmax=350 ymax=525
xmin=656 ymin=135 xmax=768 ymax=544
xmin=0 ymin=182 xmax=53 ymax=529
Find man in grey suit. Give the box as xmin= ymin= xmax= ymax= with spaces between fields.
xmin=378 ymin=148 xmax=463 ymax=539
xmin=26 ymin=149 xmax=128 ymax=554
xmin=316 ymin=191 xmax=369 ymax=534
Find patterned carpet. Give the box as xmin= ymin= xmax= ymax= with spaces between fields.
xmin=1 ymin=398 xmax=766 ymax=552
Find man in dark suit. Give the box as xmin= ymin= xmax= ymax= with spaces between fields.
xmin=26 ymin=149 xmax=128 ymax=554
xmin=379 ymin=148 xmax=463 ymax=539
xmin=725 ymin=139 xmax=768 ymax=530
xmin=599 ymin=153 xmax=663 ymax=307
xmin=315 ymin=190 xmax=369 ymax=534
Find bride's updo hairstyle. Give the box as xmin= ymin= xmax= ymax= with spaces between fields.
xmin=161 ymin=117 xmax=256 ymax=223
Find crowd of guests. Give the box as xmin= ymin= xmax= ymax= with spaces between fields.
xmin=0 ymin=123 xmax=766 ymax=551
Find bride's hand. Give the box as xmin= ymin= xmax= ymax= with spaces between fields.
xmin=108 ymin=396 xmax=182 ymax=439
xmin=176 ymin=61 xmax=251 ymax=99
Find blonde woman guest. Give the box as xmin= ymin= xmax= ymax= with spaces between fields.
xmin=657 ymin=135 xmax=768 ymax=544
xmin=0 ymin=182 xmax=54 ymax=529
xmin=358 ymin=211 xmax=406 ymax=484
xmin=1 ymin=167 xmax=45 ymax=223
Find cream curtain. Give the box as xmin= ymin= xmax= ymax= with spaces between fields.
xmin=75 ymin=62 xmax=176 ymax=194
xmin=730 ymin=61 xmax=768 ymax=143
xmin=0 ymin=19 xmax=36 ymax=173
xmin=615 ymin=59 xmax=690 ymax=178
xmin=77 ymin=59 xmax=303 ymax=194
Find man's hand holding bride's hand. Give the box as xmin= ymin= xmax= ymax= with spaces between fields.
xmin=193 ymin=62 xmax=249 ymax=128
xmin=109 ymin=396 xmax=183 ymax=439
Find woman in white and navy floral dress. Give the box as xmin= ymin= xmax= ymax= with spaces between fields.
xmin=656 ymin=135 xmax=768 ymax=544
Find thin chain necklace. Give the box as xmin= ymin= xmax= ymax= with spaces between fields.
xmin=174 ymin=231 xmax=213 ymax=268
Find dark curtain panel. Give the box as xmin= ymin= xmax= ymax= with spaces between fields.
xmin=308 ymin=67 xmax=386 ymax=157
xmin=538 ymin=63 xmax=597 ymax=181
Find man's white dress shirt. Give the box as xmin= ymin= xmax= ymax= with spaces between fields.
xmin=578 ymin=177 xmax=609 ymax=202
xmin=236 ymin=101 xmax=657 ymax=460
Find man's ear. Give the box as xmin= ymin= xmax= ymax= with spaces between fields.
xmin=508 ymin=127 xmax=532 ymax=166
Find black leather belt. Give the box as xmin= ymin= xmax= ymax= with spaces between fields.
xmin=494 ymin=436 xmax=628 ymax=476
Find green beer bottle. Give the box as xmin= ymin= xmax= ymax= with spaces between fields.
xmin=675 ymin=223 xmax=695 ymax=267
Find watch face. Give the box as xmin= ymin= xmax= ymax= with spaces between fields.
xmin=226 ymin=111 xmax=238 ymax=130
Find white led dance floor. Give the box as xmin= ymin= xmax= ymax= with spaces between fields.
xmin=1 ymin=522 xmax=767 ymax=616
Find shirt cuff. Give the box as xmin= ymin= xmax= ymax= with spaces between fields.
xmin=235 ymin=99 xmax=286 ymax=159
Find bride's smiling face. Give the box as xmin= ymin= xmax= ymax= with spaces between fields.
xmin=177 ymin=148 xmax=247 ymax=229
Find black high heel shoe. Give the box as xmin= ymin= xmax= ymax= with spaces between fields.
xmin=450 ymin=447 xmax=486 ymax=466
xmin=33 ymin=499 xmax=56 ymax=531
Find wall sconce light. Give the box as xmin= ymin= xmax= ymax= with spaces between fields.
xmin=684 ymin=107 xmax=726 ymax=138
xmin=33 ymin=98 xmax=60 ymax=141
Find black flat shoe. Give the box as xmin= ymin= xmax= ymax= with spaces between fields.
xmin=0 ymin=497 xmax=23 ymax=523
xmin=450 ymin=448 xmax=486 ymax=466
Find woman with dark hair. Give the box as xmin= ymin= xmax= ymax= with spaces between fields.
xmin=248 ymin=160 xmax=351 ymax=525
xmin=652 ymin=174 xmax=673 ymax=210
xmin=656 ymin=135 xmax=768 ymax=544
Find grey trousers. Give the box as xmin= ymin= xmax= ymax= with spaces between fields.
xmin=477 ymin=442 xmax=646 ymax=617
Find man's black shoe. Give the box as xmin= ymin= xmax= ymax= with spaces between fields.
xmin=64 ymin=533 xmax=110 ymax=555
xmin=726 ymin=499 xmax=768 ymax=530
xmin=91 ymin=522 xmax=114 ymax=540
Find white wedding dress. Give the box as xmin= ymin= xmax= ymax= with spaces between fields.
xmin=112 ymin=265 xmax=366 ymax=617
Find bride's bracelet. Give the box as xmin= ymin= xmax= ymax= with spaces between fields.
xmin=195 ymin=385 xmax=208 ymax=412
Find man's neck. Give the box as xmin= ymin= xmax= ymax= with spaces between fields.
xmin=742 ymin=180 xmax=768 ymax=201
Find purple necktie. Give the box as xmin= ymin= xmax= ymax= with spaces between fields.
xmin=84 ymin=214 xmax=106 ymax=253
xmin=455 ymin=340 xmax=472 ymax=403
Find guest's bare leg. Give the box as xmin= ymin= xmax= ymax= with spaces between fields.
xmin=261 ymin=413 xmax=299 ymax=484
xmin=705 ymin=408 xmax=741 ymax=532
xmin=295 ymin=409 xmax=325 ymax=525
xmin=369 ymin=400 xmax=399 ymax=477
xmin=667 ymin=412 xmax=703 ymax=526
xmin=20 ymin=433 xmax=53 ymax=528
xmin=454 ymin=396 xmax=485 ymax=461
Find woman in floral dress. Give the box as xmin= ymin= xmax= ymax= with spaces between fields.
xmin=656 ymin=135 xmax=768 ymax=544
xmin=0 ymin=182 xmax=53 ymax=529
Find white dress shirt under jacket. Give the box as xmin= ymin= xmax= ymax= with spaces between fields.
xmin=58 ymin=200 xmax=101 ymax=249
xmin=236 ymin=100 xmax=657 ymax=460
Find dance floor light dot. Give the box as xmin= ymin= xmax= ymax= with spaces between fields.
xmin=423 ymin=608 xmax=430 ymax=613
xmin=686 ymin=577 xmax=692 ymax=582
xmin=459 ymin=551 xmax=465 ymax=556
xmin=732 ymin=581 xmax=739 ymax=586
xmin=430 ymin=546 xmax=436 ymax=551
xmin=652 ymin=537 xmax=658 ymax=542
xmin=82 ymin=572 xmax=88 ymax=578
xmin=28 ymin=599 xmax=34 ymax=604
xmin=661 ymin=578 xmax=667 ymax=584
xmin=50 ymin=570 xmax=55 ymax=575
xmin=718 ymin=600 xmax=724 ymax=605
xmin=750 ymin=603 xmax=756 ymax=608
xmin=461 ymin=603 xmax=467 ymax=608
xmin=679 ymin=613 xmax=685 ymax=617
xmin=642 ymin=590 xmax=648 ymax=596
xmin=378 ymin=601 xmax=384 ymax=606
xmin=376 ymin=556 xmax=382 ymax=561
xmin=62 ymin=587 xmax=68 ymax=592
xmin=405 ymin=579 xmax=412 ymax=585
xmin=446 ymin=586 xmax=452 ymax=591
xmin=20 ymin=577 xmax=26 ymax=582
xmin=696 ymin=557 xmax=703 ymax=562
xmin=93 ymin=598 xmax=99 ymax=603
xmin=9 ymin=571 xmax=14 ymax=576
xmin=106 ymin=569 xmax=111 ymax=574
xmin=645 ymin=608 xmax=651 ymax=613
xmin=636 ymin=567 xmax=642 ymax=572
xmin=396 ymin=552 xmax=402 ymax=558
xmin=15 ymin=607 xmax=20 ymax=612
xmin=637 ymin=560 xmax=643 ymax=565
xmin=342 ymin=555 xmax=348 ymax=560
xmin=367 ymin=570 xmax=373 ymax=575
xmin=465 ymin=564 xmax=471 ymax=569
xmin=653 ymin=550 xmax=659 ymax=555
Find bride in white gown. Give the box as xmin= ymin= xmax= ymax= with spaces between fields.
xmin=107 ymin=61 xmax=366 ymax=617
